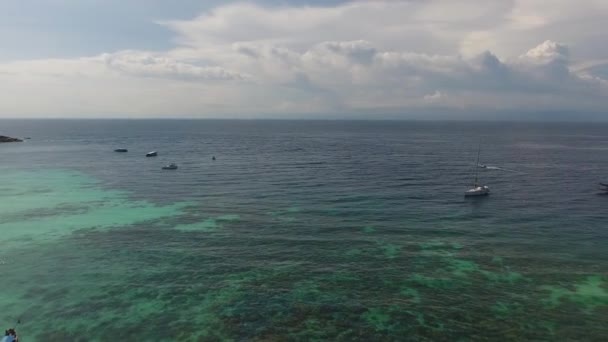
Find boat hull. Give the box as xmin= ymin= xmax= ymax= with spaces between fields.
xmin=464 ymin=186 xmax=490 ymax=197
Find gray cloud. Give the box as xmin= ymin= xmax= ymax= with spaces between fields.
xmin=101 ymin=51 xmax=249 ymax=81
xmin=317 ymin=41 xmax=377 ymax=65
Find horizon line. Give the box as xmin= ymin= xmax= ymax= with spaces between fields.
xmin=1 ymin=117 xmax=608 ymax=124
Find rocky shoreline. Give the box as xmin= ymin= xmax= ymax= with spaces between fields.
xmin=0 ymin=135 xmax=23 ymax=143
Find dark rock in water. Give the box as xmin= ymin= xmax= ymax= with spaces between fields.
xmin=0 ymin=135 xmax=23 ymax=143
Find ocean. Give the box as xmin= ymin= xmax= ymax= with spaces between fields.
xmin=1 ymin=119 xmax=607 ymax=341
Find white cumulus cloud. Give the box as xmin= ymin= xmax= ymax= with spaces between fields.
xmin=0 ymin=0 xmax=607 ymax=118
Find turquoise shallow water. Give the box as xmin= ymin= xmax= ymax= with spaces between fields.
xmin=0 ymin=120 xmax=607 ymax=340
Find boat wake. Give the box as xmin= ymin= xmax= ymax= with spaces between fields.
xmin=478 ymin=164 xmax=523 ymax=173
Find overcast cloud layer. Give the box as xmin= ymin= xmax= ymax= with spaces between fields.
xmin=0 ymin=0 xmax=607 ymax=119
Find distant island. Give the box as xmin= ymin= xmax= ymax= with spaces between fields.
xmin=0 ymin=135 xmax=23 ymax=143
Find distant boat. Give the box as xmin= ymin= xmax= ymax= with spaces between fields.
xmin=114 ymin=148 xmax=128 ymax=152
xmin=146 ymin=151 xmax=158 ymax=157
xmin=212 ymin=156 xmax=216 ymax=161
xmin=600 ymin=183 xmax=608 ymax=192
xmin=162 ymin=163 xmax=178 ymax=170
xmin=465 ymin=142 xmax=490 ymax=197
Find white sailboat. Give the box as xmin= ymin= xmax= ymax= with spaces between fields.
xmin=465 ymin=142 xmax=490 ymax=197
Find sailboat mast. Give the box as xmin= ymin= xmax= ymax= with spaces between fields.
xmin=473 ymin=141 xmax=481 ymax=187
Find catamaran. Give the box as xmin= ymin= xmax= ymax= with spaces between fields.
xmin=465 ymin=142 xmax=490 ymax=197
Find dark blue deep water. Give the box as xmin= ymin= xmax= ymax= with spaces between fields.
xmin=1 ymin=120 xmax=607 ymax=341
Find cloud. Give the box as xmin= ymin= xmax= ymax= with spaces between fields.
xmin=424 ymin=91 xmax=443 ymax=102
xmin=101 ymin=51 xmax=249 ymax=81
xmin=459 ymin=0 xmax=608 ymax=59
xmin=522 ymin=40 xmax=569 ymax=63
xmin=313 ymin=41 xmax=377 ymax=65
xmin=0 ymin=1 xmax=607 ymax=118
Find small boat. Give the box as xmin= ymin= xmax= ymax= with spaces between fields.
xmin=114 ymin=148 xmax=128 ymax=152
xmin=162 ymin=163 xmax=178 ymax=170
xmin=465 ymin=142 xmax=490 ymax=197
xmin=146 ymin=151 xmax=158 ymax=157
xmin=600 ymin=183 xmax=608 ymax=192
xmin=212 ymin=156 xmax=216 ymax=161
xmin=465 ymin=185 xmax=490 ymax=197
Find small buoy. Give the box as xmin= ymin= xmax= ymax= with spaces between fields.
xmin=212 ymin=156 xmax=216 ymax=161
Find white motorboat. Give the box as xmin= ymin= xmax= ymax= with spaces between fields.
xmin=146 ymin=151 xmax=158 ymax=157
xmin=465 ymin=185 xmax=490 ymax=197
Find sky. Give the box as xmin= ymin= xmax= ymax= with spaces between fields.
xmin=0 ymin=0 xmax=607 ymax=119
